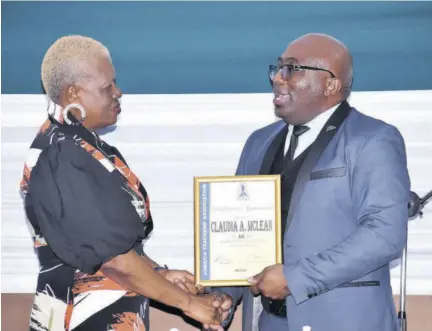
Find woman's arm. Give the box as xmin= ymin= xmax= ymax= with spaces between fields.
xmin=141 ymin=253 xmax=200 ymax=294
xmin=102 ymin=250 xmax=188 ymax=308
xmin=101 ymin=249 xmax=220 ymax=324
xmin=141 ymin=253 xmax=160 ymax=268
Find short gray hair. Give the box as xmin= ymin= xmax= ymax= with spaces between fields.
xmin=41 ymin=35 xmax=111 ymax=104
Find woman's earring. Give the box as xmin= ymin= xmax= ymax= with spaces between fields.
xmin=62 ymin=103 xmax=86 ymax=125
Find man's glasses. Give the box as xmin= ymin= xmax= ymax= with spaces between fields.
xmin=269 ymin=64 xmax=336 ymax=86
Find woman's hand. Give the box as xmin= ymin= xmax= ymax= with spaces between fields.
xmin=157 ymin=269 xmax=202 ymax=295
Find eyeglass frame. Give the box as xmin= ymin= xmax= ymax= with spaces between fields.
xmin=268 ymin=63 xmax=354 ymax=89
xmin=269 ymin=63 xmax=335 ymax=83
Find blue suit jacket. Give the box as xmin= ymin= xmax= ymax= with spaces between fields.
xmin=220 ymin=102 xmax=410 ymax=331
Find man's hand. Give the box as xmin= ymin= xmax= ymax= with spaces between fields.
xmin=248 ymin=264 xmax=290 ymax=300
xmin=183 ymin=293 xmax=223 ymax=326
xmin=203 ymin=292 xmax=233 ymax=331
xmin=157 ymin=269 xmax=201 ymax=294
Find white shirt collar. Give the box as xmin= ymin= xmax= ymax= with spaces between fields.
xmin=304 ymin=102 xmax=340 ymax=134
xmin=284 ymin=102 xmax=341 ymax=157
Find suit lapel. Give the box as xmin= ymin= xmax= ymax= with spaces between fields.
xmin=259 ymin=124 xmax=288 ymax=174
xmin=285 ymin=101 xmax=352 ymax=232
xmin=241 ymin=121 xmax=286 ymax=175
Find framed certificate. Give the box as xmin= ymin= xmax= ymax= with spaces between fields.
xmin=194 ymin=175 xmax=282 ymax=287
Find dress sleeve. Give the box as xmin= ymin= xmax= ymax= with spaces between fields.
xmin=28 ymin=139 xmax=146 ymax=274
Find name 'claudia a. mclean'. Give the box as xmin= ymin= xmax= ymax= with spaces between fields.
xmin=211 ymin=220 xmax=273 ymax=233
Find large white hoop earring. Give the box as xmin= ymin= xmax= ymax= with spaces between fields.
xmin=62 ymin=103 xmax=86 ymax=125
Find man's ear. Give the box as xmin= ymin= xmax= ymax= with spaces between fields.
xmin=324 ymin=78 xmax=342 ymax=97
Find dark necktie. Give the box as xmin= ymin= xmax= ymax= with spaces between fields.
xmin=285 ymin=125 xmax=310 ymax=161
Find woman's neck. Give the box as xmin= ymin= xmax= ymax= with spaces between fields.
xmin=50 ymin=102 xmax=96 ymax=133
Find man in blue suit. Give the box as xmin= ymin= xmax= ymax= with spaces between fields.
xmin=204 ymin=33 xmax=410 ymax=331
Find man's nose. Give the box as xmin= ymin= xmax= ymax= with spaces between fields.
xmin=272 ymin=71 xmax=285 ymax=86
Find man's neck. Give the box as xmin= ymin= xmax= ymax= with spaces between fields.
xmin=304 ymin=99 xmax=344 ymax=125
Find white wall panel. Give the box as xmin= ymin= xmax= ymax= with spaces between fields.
xmin=2 ymin=91 xmax=432 ymax=295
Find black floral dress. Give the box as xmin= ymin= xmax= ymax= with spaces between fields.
xmin=21 ymin=114 xmax=154 ymax=331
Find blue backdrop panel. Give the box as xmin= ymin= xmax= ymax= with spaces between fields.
xmin=2 ymin=1 xmax=432 ymax=94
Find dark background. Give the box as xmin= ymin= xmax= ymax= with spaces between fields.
xmin=2 ymin=1 xmax=432 ymax=94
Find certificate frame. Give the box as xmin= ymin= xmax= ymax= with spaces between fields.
xmin=193 ymin=175 xmax=282 ymax=287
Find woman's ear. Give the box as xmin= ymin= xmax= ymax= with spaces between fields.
xmin=66 ymin=86 xmax=78 ymax=103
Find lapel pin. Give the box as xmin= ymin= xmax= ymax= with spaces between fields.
xmin=326 ymin=125 xmax=336 ymax=132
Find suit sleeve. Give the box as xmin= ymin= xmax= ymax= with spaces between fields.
xmin=27 ymin=140 xmax=146 ymax=274
xmin=284 ymin=125 xmax=411 ymax=304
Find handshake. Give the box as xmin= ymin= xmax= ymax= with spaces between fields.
xmin=158 ymin=268 xmax=233 ymax=330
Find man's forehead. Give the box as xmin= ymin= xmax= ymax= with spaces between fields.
xmin=278 ymin=56 xmax=299 ymax=64
xmin=279 ymin=46 xmax=328 ymax=65
xmin=280 ymin=39 xmax=319 ymax=60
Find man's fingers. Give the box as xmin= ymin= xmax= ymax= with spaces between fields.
xmin=247 ymin=276 xmax=258 ymax=284
xmin=211 ymin=297 xmax=222 ymax=308
xmin=211 ymin=293 xmax=224 ymax=302
xmin=250 ymin=284 xmax=260 ymax=296
xmin=247 ymin=271 xmax=263 ymax=284
xmin=203 ymin=325 xmax=223 ymax=331
xmin=212 ymin=307 xmax=222 ymax=325
xmin=221 ymin=295 xmax=232 ymax=310
xmin=208 ymin=326 xmax=224 ymax=331
xmin=248 ymin=270 xmax=264 ymax=296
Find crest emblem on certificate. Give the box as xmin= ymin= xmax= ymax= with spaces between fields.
xmin=237 ymin=183 xmax=249 ymax=200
